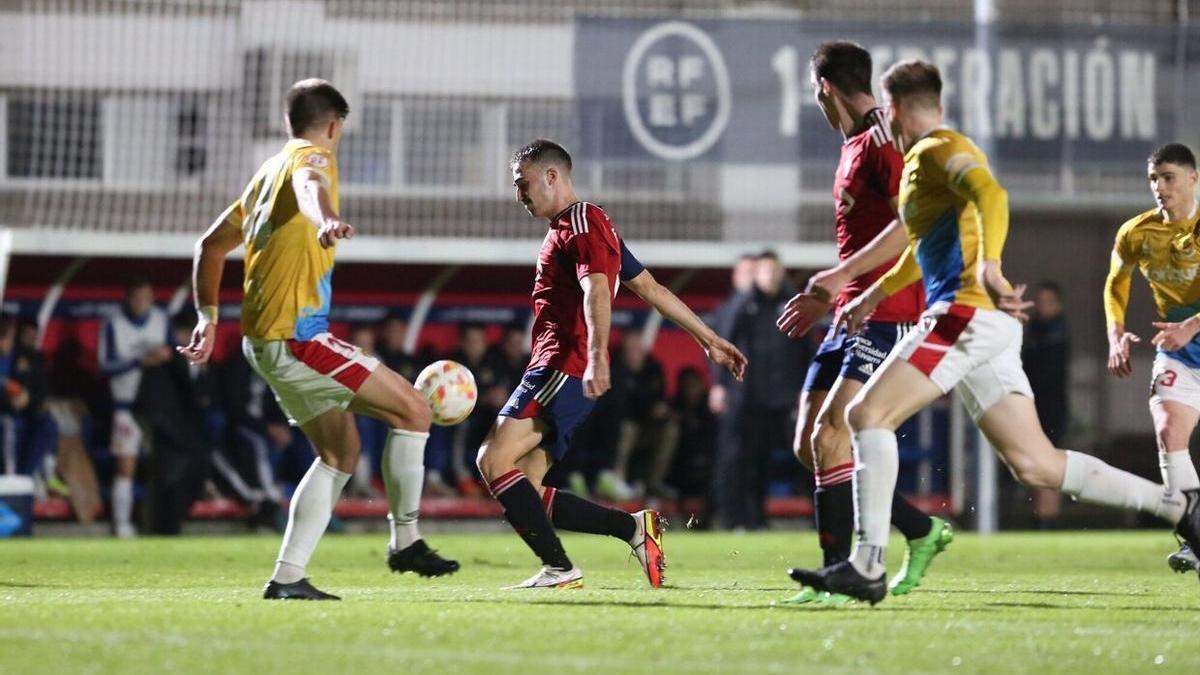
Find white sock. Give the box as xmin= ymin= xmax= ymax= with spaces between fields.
xmin=112 ymin=476 xmax=134 ymax=530
xmin=1160 ymin=450 xmax=1200 ymax=494
xmin=383 ymin=429 xmax=429 ymax=551
xmin=1062 ymin=450 xmax=1184 ymax=523
xmin=272 ymin=460 xmax=351 ymax=584
xmin=849 ymin=428 xmax=898 ymax=578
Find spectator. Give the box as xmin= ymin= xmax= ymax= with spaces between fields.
xmin=214 ymin=326 xmax=287 ymax=531
xmin=376 ymin=314 xmax=420 ymax=383
xmin=1022 ymin=281 xmax=1070 ymax=528
xmin=44 ymin=320 xmax=103 ymax=523
xmin=0 ymin=314 xmax=56 ymax=482
xmin=132 ymin=312 xmax=211 ymax=535
xmin=707 ymin=253 xmax=756 ymax=421
xmin=98 ymin=276 xmax=172 ymax=538
xmin=606 ymin=329 xmax=678 ymax=499
xmin=493 ymin=322 xmax=530 ymax=392
xmin=711 ymin=251 xmax=810 ymax=530
xmin=668 ymin=366 xmax=718 ymax=514
xmin=16 ymin=316 xmax=39 ymax=352
xmin=447 ymin=322 xmax=507 ymax=496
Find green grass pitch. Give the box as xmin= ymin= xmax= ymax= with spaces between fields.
xmin=1 ymin=530 xmax=1198 ymax=674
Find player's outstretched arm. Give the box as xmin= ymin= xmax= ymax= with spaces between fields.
xmin=806 ymin=218 xmax=909 ymax=302
xmin=293 ymin=168 xmax=353 ymax=248
xmin=624 ymin=270 xmax=747 ymax=381
xmin=180 ymin=202 xmax=243 ymax=365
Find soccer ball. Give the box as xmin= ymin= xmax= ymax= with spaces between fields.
xmin=415 ymin=359 xmax=478 ymax=426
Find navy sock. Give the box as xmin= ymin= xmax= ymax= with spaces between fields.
xmin=892 ymin=492 xmax=933 ymax=540
xmin=545 ymin=488 xmax=637 ymax=542
xmin=815 ymin=482 xmax=854 ymax=566
xmin=489 ymin=469 xmax=571 ymax=569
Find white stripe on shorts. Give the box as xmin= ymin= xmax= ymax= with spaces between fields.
xmin=534 ymin=371 xmax=567 ymax=404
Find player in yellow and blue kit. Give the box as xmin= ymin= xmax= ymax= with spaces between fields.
xmin=791 ymin=60 xmax=1200 ymax=604
xmin=179 ymin=79 xmax=457 ymax=600
xmin=1104 ymin=143 xmax=1200 ymax=575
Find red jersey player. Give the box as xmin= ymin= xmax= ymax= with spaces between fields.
xmin=776 ymin=42 xmax=951 ymax=605
xmin=475 ymin=139 xmax=746 ymax=589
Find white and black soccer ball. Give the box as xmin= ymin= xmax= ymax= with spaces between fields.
xmin=415 ymin=359 xmax=478 ymax=426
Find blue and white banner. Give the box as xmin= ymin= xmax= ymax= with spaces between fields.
xmin=576 ymin=18 xmax=1197 ymax=167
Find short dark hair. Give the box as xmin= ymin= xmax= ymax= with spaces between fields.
xmin=757 ymin=249 xmax=780 ymax=262
xmin=285 ymin=78 xmax=350 ymax=137
xmin=882 ymin=59 xmax=942 ymax=109
xmin=511 ymin=139 xmax=573 ymax=173
xmin=1035 ymin=281 xmax=1063 ymax=298
xmin=126 ymin=275 xmax=152 ymax=293
xmin=1148 ymin=143 xmax=1197 ymax=170
xmin=459 ymin=322 xmax=486 ymax=338
xmin=811 ymin=41 xmax=873 ymax=96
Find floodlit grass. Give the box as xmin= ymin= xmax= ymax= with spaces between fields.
xmin=1 ymin=530 xmax=1197 ymax=674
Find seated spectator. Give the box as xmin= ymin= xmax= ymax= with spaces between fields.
xmin=44 ymin=321 xmax=103 ymax=524
xmin=493 ymin=322 xmax=529 ymax=392
xmin=608 ymin=329 xmax=678 ymax=499
xmin=668 ymin=367 xmax=718 ymax=514
xmin=0 ymin=314 xmax=58 ymax=487
xmin=446 ymin=322 xmax=507 ymax=497
xmin=98 ymin=276 xmax=172 ymax=538
xmin=375 ymin=314 xmax=420 ymax=383
xmin=213 ymin=321 xmax=287 ymax=531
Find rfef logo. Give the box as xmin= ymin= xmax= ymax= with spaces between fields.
xmin=621 ymin=22 xmax=731 ymax=161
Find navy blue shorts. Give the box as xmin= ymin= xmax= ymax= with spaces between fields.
xmin=803 ymin=321 xmax=914 ymax=392
xmin=499 ymin=367 xmax=595 ymax=460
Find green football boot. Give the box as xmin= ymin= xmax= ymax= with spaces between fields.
xmin=888 ymin=516 xmax=954 ymax=596
xmin=779 ymin=586 xmax=823 ymax=605
xmin=816 ymin=591 xmax=856 ymax=606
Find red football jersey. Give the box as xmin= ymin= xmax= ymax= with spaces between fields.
xmin=833 ymin=108 xmax=924 ymax=323
xmin=528 ymin=201 xmax=623 ymax=377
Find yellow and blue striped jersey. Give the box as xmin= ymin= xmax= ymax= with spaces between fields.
xmin=879 ymin=128 xmax=1009 ymax=311
xmin=236 ymin=139 xmax=339 ymax=341
xmin=1105 ymin=205 xmax=1200 ymax=366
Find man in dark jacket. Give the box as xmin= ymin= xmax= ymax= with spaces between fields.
xmin=1021 ymin=281 xmax=1070 ymax=527
xmin=713 ymin=252 xmax=810 ymax=529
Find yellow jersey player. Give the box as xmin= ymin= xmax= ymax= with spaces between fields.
xmin=179 ymin=79 xmax=458 ymax=601
xmin=1104 ymin=143 xmax=1200 ymax=575
xmin=791 ymin=60 xmax=1200 ymax=604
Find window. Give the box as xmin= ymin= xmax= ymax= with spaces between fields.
xmin=7 ymin=94 xmax=101 ymax=179
xmin=402 ymin=100 xmax=483 ymax=187
xmin=174 ymin=94 xmax=207 ymax=178
xmin=340 ymin=98 xmax=392 ymax=185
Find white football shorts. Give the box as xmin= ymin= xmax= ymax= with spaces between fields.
xmin=242 ymin=333 xmax=380 ymax=426
xmin=891 ymin=301 xmax=1034 ymax=421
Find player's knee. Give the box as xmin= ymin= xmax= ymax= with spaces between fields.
xmin=1005 ymin=450 xmax=1055 ymax=489
xmin=400 ymin=387 xmax=433 ymax=431
xmin=1154 ymin=426 xmax=1187 ymax=454
xmin=812 ymin=421 xmax=851 ymax=470
xmin=475 ymin=444 xmax=506 ymax=483
xmin=845 ymin=397 xmax=883 ymax=432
